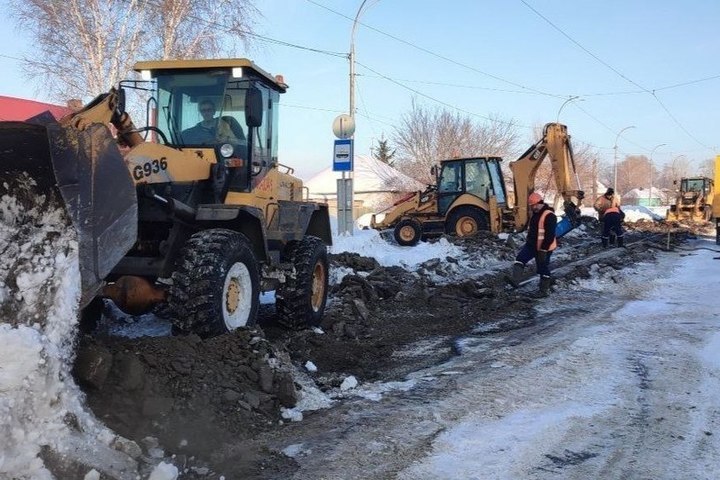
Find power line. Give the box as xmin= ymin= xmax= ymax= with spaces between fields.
xmin=132 ymin=0 xmax=347 ymax=58
xmin=519 ymin=0 xmax=715 ymax=153
xmin=519 ymin=0 xmax=650 ymax=94
xmin=305 ymin=0 xmax=564 ymax=99
xmin=355 ymin=60 xmax=529 ymax=129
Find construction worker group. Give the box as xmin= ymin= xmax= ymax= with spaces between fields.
xmin=508 ymin=188 xmax=625 ymax=296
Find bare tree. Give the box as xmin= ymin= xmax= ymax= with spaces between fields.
xmin=145 ymin=0 xmax=258 ymax=59
xmin=656 ymin=156 xmax=693 ymax=190
xmin=10 ymin=0 xmax=258 ymax=101
xmin=697 ymin=157 xmax=716 ymax=179
xmin=391 ymin=98 xmax=519 ymax=184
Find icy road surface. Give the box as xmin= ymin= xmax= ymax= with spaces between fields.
xmin=267 ymin=239 xmax=720 ymax=480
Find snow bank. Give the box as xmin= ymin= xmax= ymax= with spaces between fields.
xmin=0 ymin=190 xmax=135 ymax=479
xmin=331 ymin=228 xmax=464 ymax=268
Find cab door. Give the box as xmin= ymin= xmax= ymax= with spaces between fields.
xmin=437 ymin=160 xmax=463 ymax=216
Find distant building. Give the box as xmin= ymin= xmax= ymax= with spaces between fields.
xmin=622 ymin=187 xmax=667 ymax=206
xmin=0 ymin=95 xmax=73 ymax=121
xmin=305 ymin=155 xmax=425 ymax=218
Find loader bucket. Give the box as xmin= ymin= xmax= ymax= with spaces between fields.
xmin=0 ymin=121 xmax=138 ymax=307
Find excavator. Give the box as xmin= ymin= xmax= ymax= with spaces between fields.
xmin=370 ymin=123 xmax=585 ymax=246
xmin=0 ymin=58 xmax=332 ymax=337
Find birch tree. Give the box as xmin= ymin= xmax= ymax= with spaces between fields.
xmin=10 ymin=0 xmax=258 ymax=101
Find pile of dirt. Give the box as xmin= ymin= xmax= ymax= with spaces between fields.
xmin=75 ymin=327 xmax=298 ymax=474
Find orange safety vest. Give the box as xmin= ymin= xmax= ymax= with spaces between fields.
xmin=604 ymin=206 xmax=620 ymax=214
xmin=537 ymin=209 xmax=557 ymax=251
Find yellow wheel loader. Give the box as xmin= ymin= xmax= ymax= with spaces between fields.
xmin=0 ymin=59 xmax=331 ymax=336
xmin=666 ymin=177 xmax=715 ymax=223
xmin=370 ymin=123 xmax=585 ymax=245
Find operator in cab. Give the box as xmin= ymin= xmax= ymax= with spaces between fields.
xmin=181 ymin=99 xmax=243 ymax=146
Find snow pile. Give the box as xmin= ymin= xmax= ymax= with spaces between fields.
xmin=0 ymin=191 xmax=89 ymax=478
xmin=622 ymin=205 xmax=666 ymax=222
xmin=331 ymin=228 xmax=464 ymax=268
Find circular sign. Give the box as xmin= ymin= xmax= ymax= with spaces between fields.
xmin=332 ymin=114 xmax=355 ymax=139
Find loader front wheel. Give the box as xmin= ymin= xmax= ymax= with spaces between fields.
xmin=276 ymin=236 xmax=329 ymax=329
xmin=169 ymin=229 xmax=259 ymax=337
xmin=393 ymin=219 xmax=422 ymax=246
xmin=447 ymin=207 xmax=488 ymax=237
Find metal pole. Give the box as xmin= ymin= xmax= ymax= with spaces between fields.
xmin=613 ymin=125 xmax=636 ymax=192
xmin=343 ymin=0 xmax=371 ymax=236
xmin=556 ymin=95 xmax=580 ymax=124
xmin=648 ymin=143 xmax=666 ymax=206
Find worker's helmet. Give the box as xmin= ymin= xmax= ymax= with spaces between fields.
xmin=528 ymin=192 xmax=543 ymax=206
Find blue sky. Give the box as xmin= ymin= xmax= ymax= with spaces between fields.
xmin=1 ymin=0 xmax=718 ymax=179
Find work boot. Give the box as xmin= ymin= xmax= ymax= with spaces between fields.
xmin=601 ymin=237 xmax=609 ymax=248
xmin=506 ymin=261 xmax=524 ymax=288
xmin=537 ymin=275 xmax=553 ymax=297
xmin=617 ymin=236 xmax=624 ymax=248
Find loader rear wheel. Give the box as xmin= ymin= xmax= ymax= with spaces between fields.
xmin=394 ymin=219 xmax=422 ymax=246
xmin=276 ymin=236 xmax=329 ymax=329
xmin=447 ymin=207 xmax=488 ymax=237
xmin=169 ymin=229 xmax=259 ymax=337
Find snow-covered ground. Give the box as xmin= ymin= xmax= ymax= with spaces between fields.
xmin=0 ymin=196 xmax=693 ymax=479
xmin=275 ymin=239 xmax=720 ymax=479
xmin=397 ymin=240 xmax=720 ymax=479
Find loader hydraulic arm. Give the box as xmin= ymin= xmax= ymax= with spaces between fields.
xmin=60 ymin=88 xmax=144 ymax=148
xmin=509 ymin=122 xmax=584 ymax=232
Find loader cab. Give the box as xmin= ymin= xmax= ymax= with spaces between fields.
xmin=131 ymin=59 xmax=287 ymax=192
xmin=436 ymin=156 xmax=507 ymax=215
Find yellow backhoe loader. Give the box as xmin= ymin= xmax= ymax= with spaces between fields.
xmin=666 ymin=176 xmax=714 ymax=224
xmin=0 ymin=58 xmax=331 ymax=336
xmin=370 ymin=123 xmax=584 ymax=246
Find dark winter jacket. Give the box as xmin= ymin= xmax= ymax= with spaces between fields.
xmin=526 ymin=204 xmax=557 ymax=251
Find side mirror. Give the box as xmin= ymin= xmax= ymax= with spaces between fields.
xmin=430 ymin=165 xmax=437 ymax=178
xmin=117 ymin=87 xmax=126 ymax=114
xmin=673 ymin=180 xmax=677 ymax=185
xmin=245 ymin=87 xmax=263 ymax=128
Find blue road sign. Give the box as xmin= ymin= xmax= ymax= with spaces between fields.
xmin=333 ymin=139 xmax=353 ymax=172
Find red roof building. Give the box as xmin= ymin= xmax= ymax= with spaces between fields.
xmin=0 ymin=95 xmax=73 ymax=121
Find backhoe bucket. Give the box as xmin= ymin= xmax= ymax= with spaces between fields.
xmin=0 ymin=121 xmax=137 ymax=307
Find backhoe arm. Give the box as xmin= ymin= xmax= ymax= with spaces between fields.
xmin=509 ymin=123 xmax=584 ymax=232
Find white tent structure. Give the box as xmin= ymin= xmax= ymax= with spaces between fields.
xmin=305 ymin=155 xmax=425 ymax=217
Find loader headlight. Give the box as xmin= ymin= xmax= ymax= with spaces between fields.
xmin=219 ymin=143 xmax=234 ymax=158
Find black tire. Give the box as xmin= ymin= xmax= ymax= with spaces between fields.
xmin=446 ymin=206 xmax=488 ymax=237
xmin=276 ymin=236 xmax=329 ymax=329
xmin=393 ymin=219 xmax=422 ymax=246
xmin=169 ymin=229 xmax=259 ymax=337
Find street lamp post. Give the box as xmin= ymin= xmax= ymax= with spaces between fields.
xmin=648 ymin=143 xmax=666 ymax=206
xmin=556 ymin=95 xmax=581 ymax=124
xmin=339 ymin=0 xmax=373 ymax=236
xmin=613 ymin=125 xmax=636 ymax=193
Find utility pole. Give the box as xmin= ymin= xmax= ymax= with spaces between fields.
xmin=613 ymin=125 xmax=636 ymax=192
xmin=648 ymin=143 xmax=666 ymax=206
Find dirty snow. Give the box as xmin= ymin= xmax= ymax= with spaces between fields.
xmin=396 ymin=241 xmax=720 ymax=479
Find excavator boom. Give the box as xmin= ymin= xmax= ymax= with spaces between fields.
xmin=509 ymin=122 xmax=584 ymax=232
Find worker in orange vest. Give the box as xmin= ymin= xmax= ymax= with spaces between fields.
xmin=602 ymin=203 xmax=625 ymax=248
xmin=507 ymin=192 xmax=557 ymax=296
xmin=593 ymin=187 xmax=615 ymax=219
